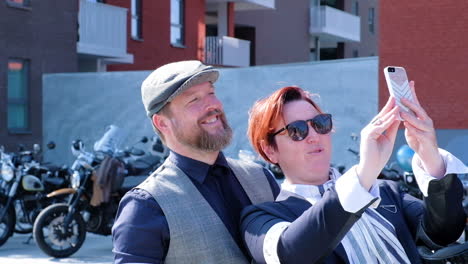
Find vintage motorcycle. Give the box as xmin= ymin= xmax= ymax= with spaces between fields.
xmin=0 ymin=143 xmax=70 ymax=246
xmin=238 ymin=149 xmax=284 ymax=180
xmin=33 ymin=130 xmax=167 ymax=257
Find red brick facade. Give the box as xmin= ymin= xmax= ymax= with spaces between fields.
xmin=228 ymin=2 xmax=235 ymax=37
xmin=107 ymin=0 xmax=205 ymax=71
xmin=379 ymin=1 xmax=468 ymax=129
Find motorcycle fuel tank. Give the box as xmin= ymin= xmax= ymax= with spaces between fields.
xmin=22 ymin=174 xmax=44 ymax=191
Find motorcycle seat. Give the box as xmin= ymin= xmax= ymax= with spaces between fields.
xmin=44 ymin=177 xmax=65 ymax=186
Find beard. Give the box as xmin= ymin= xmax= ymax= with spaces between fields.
xmin=172 ymin=109 xmax=232 ymax=152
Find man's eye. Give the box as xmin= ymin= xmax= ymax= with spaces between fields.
xmin=188 ymin=97 xmax=198 ymax=104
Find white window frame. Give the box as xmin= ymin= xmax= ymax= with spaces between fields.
xmin=171 ymin=0 xmax=184 ymax=46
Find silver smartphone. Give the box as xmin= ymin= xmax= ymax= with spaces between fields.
xmin=384 ymin=66 xmax=415 ymax=117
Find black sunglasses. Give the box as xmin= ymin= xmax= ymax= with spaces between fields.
xmin=272 ymin=114 xmax=332 ymax=141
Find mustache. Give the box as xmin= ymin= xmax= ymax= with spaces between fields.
xmin=199 ymin=109 xmax=223 ymax=122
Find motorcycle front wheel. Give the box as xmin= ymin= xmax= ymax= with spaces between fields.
xmin=33 ymin=203 xmax=86 ymax=258
xmin=0 ymin=202 xmax=14 ymax=247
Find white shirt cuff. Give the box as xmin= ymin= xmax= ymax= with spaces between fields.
xmin=413 ymin=148 xmax=468 ymax=197
xmin=335 ymin=165 xmax=381 ymax=213
xmin=263 ymin=221 xmax=290 ymax=264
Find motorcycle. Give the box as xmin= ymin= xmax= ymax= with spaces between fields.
xmin=33 ymin=131 xmax=167 ymax=258
xmin=238 ymin=149 xmax=284 ymax=180
xmin=0 ymin=143 xmax=70 ymax=246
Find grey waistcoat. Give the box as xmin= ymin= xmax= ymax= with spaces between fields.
xmin=138 ymin=157 xmax=275 ymax=264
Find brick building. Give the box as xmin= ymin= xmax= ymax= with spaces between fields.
xmin=379 ymin=1 xmax=468 ymax=129
xmin=0 ymin=0 xmax=78 ymax=151
xmin=107 ymin=0 xmax=272 ymax=70
xmin=106 ymin=0 xmax=206 ymax=71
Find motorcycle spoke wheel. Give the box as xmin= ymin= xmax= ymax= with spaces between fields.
xmin=33 ymin=204 xmax=86 ymax=258
xmin=0 ymin=203 xmax=14 ymax=247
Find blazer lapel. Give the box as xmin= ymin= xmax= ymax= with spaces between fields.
xmin=334 ymin=244 xmax=350 ymax=264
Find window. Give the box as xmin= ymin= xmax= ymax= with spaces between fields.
xmin=131 ymin=0 xmax=142 ymax=40
xmin=368 ymin=7 xmax=375 ymax=34
xmin=6 ymin=0 xmax=31 ymax=7
xmin=171 ymin=0 xmax=184 ymax=46
xmin=353 ymin=1 xmax=359 ymax=16
xmin=353 ymin=50 xmax=359 ymax=58
xmin=7 ymin=59 xmax=30 ymax=132
xmin=320 ymin=0 xmax=338 ymax=8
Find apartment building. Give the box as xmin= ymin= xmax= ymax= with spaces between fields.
xmin=106 ymin=0 xmax=275 ymax=70
xmin=0 ymin=0 xmax=78 ymax=151
xmin=1 ymin=0 xmax=275 ymax=149
xmin=235 ymin=0 xmax=377 ymax=64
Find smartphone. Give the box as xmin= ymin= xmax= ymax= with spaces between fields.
xmin=383 ymin=66 xmax=415 ymax=117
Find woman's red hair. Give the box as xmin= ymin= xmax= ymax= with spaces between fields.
xmin=247 ymin=86 xmax=323 ymax=164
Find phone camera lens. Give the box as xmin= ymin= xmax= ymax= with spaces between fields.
xmin=388 ymin=67 xmax=395 ymax=72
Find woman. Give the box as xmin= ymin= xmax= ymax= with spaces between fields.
xmin=241 ymin=84 xmax=467 ymax=264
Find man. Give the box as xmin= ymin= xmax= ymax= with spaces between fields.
xmin=112 ymin=60 xmax=280 ymax=264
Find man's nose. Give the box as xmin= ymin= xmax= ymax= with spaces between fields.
xmin=205 ymin=94 xmax=223 ymax=111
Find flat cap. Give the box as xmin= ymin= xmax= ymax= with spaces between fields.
xmin=141 ymin=60 xmax=219 ymax=117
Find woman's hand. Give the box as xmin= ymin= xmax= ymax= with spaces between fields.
xmin=400 ymin=81 xmax=445 ymax=177
xmin=357 ymin=97 xmax=401 ymax=190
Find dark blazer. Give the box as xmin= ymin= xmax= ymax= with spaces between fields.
xmin=240 ymin=174 xmax=465 ymax=264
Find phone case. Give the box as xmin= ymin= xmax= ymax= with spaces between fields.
xmin=384 ymin=66 xmax=415 ymax=116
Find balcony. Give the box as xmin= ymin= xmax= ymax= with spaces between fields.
xmin=77 ymin=0 xmax=133 ymax=63
xmin=310 ymin=6 xmax=360 ymax=43
xmin=206 ymin=0 xmax=275 ymax=10
xmin=205 ymin=36 xmax=250 ymax=67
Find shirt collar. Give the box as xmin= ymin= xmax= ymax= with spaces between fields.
xmin=280 ymin=168 xmax=341 ymax=205
xmin=168 ymin=150 xmax=230 ymax=184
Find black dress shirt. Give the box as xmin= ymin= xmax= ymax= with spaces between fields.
xmin=112 ymin=151 xmax=280 ymax=264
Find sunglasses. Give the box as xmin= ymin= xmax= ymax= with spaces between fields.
xmin=272 ymin=114 xmax=332 ymax=141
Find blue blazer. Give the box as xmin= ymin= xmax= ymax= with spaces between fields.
xmin=240 ymin=174 xmax=465 ymax=264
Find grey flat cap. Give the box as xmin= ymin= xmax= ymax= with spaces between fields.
xmin=141 ymin=60 xmax=219 ymax=117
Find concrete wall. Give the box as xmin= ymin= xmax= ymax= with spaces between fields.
xmin=43 ymin=57 xmax=379 ymax=169
xmin=43 ymin=56 xmax=468 ymax=170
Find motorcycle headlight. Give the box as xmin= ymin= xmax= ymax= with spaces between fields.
xmin=71 ymin=171 xmax=81 ymax=189
xmin=1 ymin=163 xmax=14 ymax=182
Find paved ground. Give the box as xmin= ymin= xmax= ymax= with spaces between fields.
xmin=0 ymin=233 xmax=113 ymax=264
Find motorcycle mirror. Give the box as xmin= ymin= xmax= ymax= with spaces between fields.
xmin=141 ymin=136 xmax=148 ymax=143
xmin=47 ymin=141 xmax=56 ymax=150
xmin=18 ymin=144 xmax=25 ymax=152
xmin=33 ymin=143 xmax=41 ymax=153
xmin=72 ymin=140 xmax=84 ymax=151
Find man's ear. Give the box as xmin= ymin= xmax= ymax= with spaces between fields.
xmin=260 ymin=140 xmax=278 ymax=164
xmin=152 ymin=114 xmax=170 ymax=134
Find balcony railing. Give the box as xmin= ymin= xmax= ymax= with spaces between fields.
xmin=77 ymin=0 xmax=132 ymax=61
xmin=206 ymin=0 xmax=275 ymax=10
xmin=310 ymin=6 xmax=360 ymax=43
xmin=205 ymin=36 xmax=250 ymax=67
